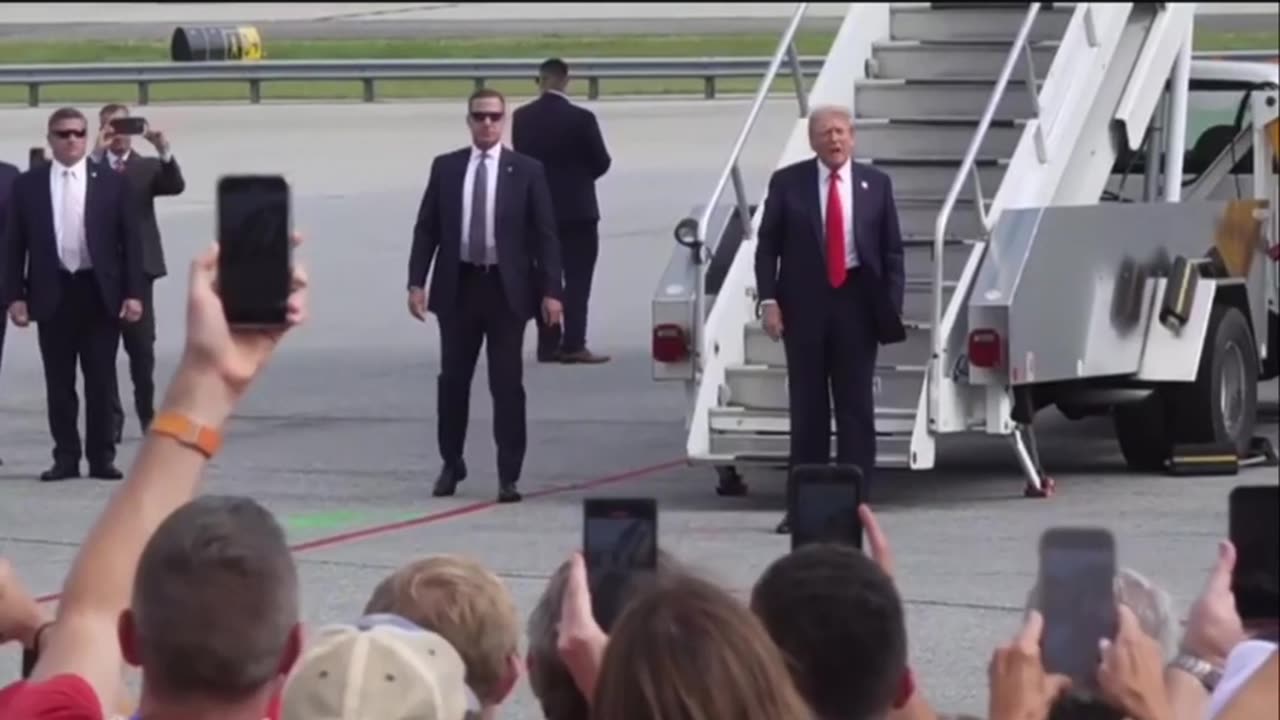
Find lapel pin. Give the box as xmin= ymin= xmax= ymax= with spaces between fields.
xmin=860 ymin=180 xmax=868 ymax=190
xmin=505 ymin=164 xmax=513 ymax=174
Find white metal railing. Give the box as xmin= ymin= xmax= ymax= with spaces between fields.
xmin=928 ymin=2 xmax=1054 ymax=423
xmin=689 ymin=2 xmax=812 ymax=375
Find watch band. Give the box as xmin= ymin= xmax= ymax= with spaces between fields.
xmin=150 ymin=411 xmax=222 ymax=458
xmin=1170 ymin=652 xmax=1222 ymax=691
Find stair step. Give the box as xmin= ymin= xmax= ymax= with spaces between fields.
xmin=711 ymin=407 xmax=916 ymax=435
xmin=856 ymin=79 xmax=1038 ymax=121
xmin=864 ymin=159 xmax=1007 ymax=198
xmin=902 ymin=238 xmax=979 ymax=282
xmin=724 ymin=364 xmax=927 ymax=412
xmin=857 ymin=119 xmax=1024 ymax=161
xmin=871 ymin=39 xmax=1058 ymax=81
xmin=896 ymin=196 xmax=986 ymax=241
xmin=707 ymin=428 xmax=912 ymax=468
xmin=890 ymin=4 xmax=1072 ymax=43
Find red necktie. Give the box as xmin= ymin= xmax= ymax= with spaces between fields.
xmin=826 ymin=171 xmax=847 ymax=288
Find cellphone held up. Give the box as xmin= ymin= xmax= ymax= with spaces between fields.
xmin=215 ymin=174 xmax=294 ymax=328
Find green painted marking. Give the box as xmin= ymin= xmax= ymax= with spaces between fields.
xmin=283 ymin=508 xmax=424 ymax=534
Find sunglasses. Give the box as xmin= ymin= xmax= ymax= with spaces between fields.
xmin=469 ymin=111 xmax=503 ymax=124
xmin=52 ymin=129 xmax=87 ymax=139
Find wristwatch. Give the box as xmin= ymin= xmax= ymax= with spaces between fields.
xmin=150 ymin=412 xmax=223 ymax=458
xmin=1169 ymin=652 xmax=1222 ymax=691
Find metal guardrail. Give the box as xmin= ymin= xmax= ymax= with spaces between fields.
xmin=0 ymin=56 xmax=828 ymax=107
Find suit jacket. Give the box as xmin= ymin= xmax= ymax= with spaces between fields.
xmin=407 ymin=146 xmax=563 ymax=322
xmin=511 ymin=93 xmax=612 ymax=224
xmin=95 ymin=149 xmax=185 ymax=278
xmin=754 ymin=158 xmax=907 ymax=345
xmin=0 ymin=160 xmax=17 ymax=366
xmin=2 ymin=159 xmax=143 ymax=324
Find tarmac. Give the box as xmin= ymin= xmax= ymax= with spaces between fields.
xmin=0 ymin=2 xmax=1275 ymax=41
xmin=0 ymin=97 xmax=1278 ymax=718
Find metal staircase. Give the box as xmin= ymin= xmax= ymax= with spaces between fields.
xmin=655 ymin=2 xmax=1200 ymax=494
xmin=711 ymin=3 xmax=1073 ymax=468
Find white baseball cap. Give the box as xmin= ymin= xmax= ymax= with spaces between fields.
xmin=281 ymin=614 xmax=481 ymax=720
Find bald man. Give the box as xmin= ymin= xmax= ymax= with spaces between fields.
xmin=754 ymin=105 xmax=906 ymax=534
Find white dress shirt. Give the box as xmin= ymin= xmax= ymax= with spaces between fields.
xmin=818 ymin=158 xmax=858 ymax=269
xmin=460 ymin=143 xmax=501 ymax=264
xmin=49 ymin=156 xmax=91 ymax=272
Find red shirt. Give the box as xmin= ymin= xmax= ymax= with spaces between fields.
xmin=0 ymin=674 xmax=103 ymax=719
xmin=0 ymin=676 xmax=283 ymax=720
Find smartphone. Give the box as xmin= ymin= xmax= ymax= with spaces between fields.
xmin=110 ymin=116 xmax=146 ymax=135
xmin=216 ymin=175 xmax=293 ymax=327
xmin=788 ymin=464 xmax=863 ymax=552
xmin=1229 ymin=485 xmax=1279 ymax=622
xmin=28 ymin=146 xmax=47 ymax=169
xmin=1038 ymin=527 xmax=1118 ymax=695
xmin=583 ymin=498 xmax=658 ymax=630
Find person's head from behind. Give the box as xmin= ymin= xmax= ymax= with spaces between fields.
xmin=467 ymin=88 xmax=506 ymax=151
xmin=539 ymin=57 xmax=570 ymax=93
xmin=590 ymin=573 xmax=812 ymax=720
xmin=751 ymin=543 xmax=910 ymax=720
xmin=46 ymin=107 xmax=89 ymax=167
xmin=363 ymin=554 xmax=521 ymax=713
xmin=118 ymin=495 xmax=302 ymax=715
xmin=526 ymin=549 xmax=680 ymax=720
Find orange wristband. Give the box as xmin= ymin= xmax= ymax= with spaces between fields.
xmin=150 ymin=411 xmax=223 ymax=458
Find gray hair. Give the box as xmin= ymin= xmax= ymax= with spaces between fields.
xmin=808 ymin=104 xmax=854 ymax=131
xmin=1025 ymin=567 xmax=1179 ymax=661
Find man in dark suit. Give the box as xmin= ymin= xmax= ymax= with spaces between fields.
xmin=0 ymin=158 xmax=18 ymax=468
xmin=93 ymin=103 xmax=186 ymax=437
xmin=2 ymin=107 xmax=144 ymax=481
xmin=407 ymin=88 xmax=564 ymax=503
xmin=754 ymin=105 xmax=906 ymax=533
xmin=513 ymin=58 xmax=612 ymax=364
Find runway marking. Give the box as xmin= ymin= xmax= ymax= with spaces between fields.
xmin=34 ymin=457 xmax=684 ymax=604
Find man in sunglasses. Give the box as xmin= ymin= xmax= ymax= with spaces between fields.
xmin=407 ymin=88 xmax=564 ymax=504
xmin=1 ymin=107 xmax=144 ymax=482
xmin=0 ymin=157 xmax=17 ymax=468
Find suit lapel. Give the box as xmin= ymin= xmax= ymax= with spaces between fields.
xmin=850 ymin=164 xmax=872 ymax=265
xmin=84 ymin=160 xmax=100 ymax=251
xmin=494 ymin=149 xmax=515 ymax=251
xmin=35 ymin=164 xmax=56 ymax=250
xmin=807 ymin=158 xmax=824 ymax=254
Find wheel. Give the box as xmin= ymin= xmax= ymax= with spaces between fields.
xmin=1167 ymin=304 xmax=1259 ymax=456
xmin=1113 ymin=391 xmax=1173 ymax=472
xmin=714 ymin=465 xmax=747 ymax=496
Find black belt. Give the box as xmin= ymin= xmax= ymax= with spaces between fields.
xmin=461 ymin=262 xmax=499 ymax=274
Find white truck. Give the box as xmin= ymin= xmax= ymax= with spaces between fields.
xmin=650 ymin=2 xmax=1279 ymax=497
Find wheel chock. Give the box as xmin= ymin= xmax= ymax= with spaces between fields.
xmin=1166 ymin=442 xmax=1239 ymax=476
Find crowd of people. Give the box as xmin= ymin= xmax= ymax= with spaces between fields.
xmin=0 ymin=243 xmax=1274 ymax=718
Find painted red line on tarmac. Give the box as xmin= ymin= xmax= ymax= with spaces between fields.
xmin=35 ymin=457 xmax=683 ymax=604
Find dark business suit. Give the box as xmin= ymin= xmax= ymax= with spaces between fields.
xmin=2 ymin=159 xmax=142 ymax=475
xmin=408 ymin=145 xmax=562 ymax=488
xmin=754 ymin=158 xmax=905 ymax=484
xmin=98 ymin=149 xmax=185 ymax=433
xmin=0 ymin=160 xmax=19 ymax=466
xmin=512 ymin=92 xmax=611 ymax=357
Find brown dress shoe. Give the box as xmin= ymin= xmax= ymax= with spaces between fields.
xmin=559 ymin=349 xmax=610 ymax=364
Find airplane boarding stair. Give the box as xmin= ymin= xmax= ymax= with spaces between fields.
xmin=660 ymin=3 xmax=1200 ymax=493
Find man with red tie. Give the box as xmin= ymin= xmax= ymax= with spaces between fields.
xmin=754 ymin=105 xmax=906 ymax=533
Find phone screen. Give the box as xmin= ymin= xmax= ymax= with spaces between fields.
xmin=1230 ymin=485 xmax=1279 ymax=622
xmin=790 ymin=480 xmax=863 ymax=551
xmin=583 ymin=498 xmax=657 ymax=630
xmin=110 ymin=116 xmax=146 ymax=135
xmin=1039 ymin=528 xmax=1117 ymax=694
xmin=216 ymin=175 xmax=292 ymax=327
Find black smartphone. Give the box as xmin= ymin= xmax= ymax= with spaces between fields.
xmin=1229 ymin=485 xmax=1279 ymax=623
xmin=1038 ymin=527 xmax=1118 ymax=695
xmin=788 ymin=464 xmax=863 ymax=552
xmin=28 ymin=146 xmax=47 ymax=169
xmin=583 ymin=498 xmax=658 ymax=630
xmin=216 ymin=175 xmax=293 ymax=327
xmin=110 ymin=116 xmax=146 ymax=135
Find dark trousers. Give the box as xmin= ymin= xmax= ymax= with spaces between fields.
xmin=782 ymin=269 xmax=879 ymax=485
xmin=36 ymin=270 xmax=122 ymax=468
xmin=438 ymin=264 xmax=528 ymax=484
xmin=536 ymin=220 xmax=599 ymax=354
xmin=111 ymin=276 xmax=156 ymax=434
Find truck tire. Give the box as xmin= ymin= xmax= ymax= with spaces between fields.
xmin=1168 ymin=304 xmax=1258 ymax=456
xmin=1113 ymin=391 xmax=1173 ymax=472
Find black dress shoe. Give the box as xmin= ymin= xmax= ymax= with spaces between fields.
xmin=40 ymin=464 xmax=80 ymax=482
xmin=497 ymin=482 xmax=522 ymax=503
xmin=775 ymin=513 xmax=791 ymax=535
xmin=432 ymin=461 xmax=468 ymax=497
xmin=89 ymin=464 xmax=124 ymax=481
